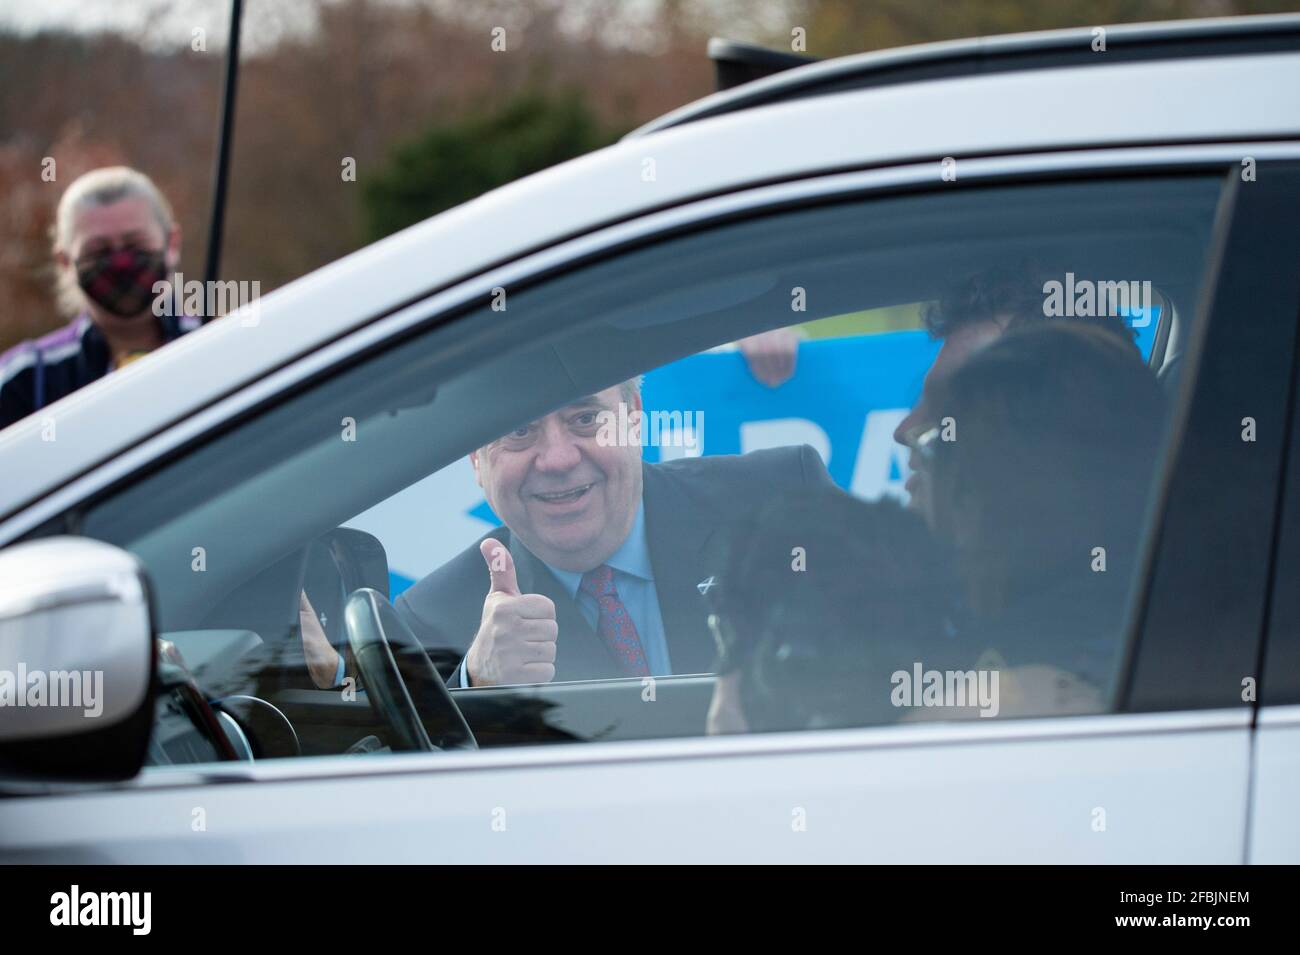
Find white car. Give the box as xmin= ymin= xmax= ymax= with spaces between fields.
xmin=2 ymin=14 xmax=1300 ymax=863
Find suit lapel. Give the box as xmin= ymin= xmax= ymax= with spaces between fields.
xmin=642 ymin=462 xmax=723 ymax=675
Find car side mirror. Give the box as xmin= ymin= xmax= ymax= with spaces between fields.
xmin=0 ymin=537 xmax=156 ymax=782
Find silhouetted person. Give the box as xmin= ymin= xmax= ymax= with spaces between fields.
xmin=706 ymin=493 xmax=955 ymax=734
xmin=923 ymin=321 xmax=1165 ymax=693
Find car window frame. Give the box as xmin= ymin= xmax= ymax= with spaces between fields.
xmin=5 ymin=147 xmax=1295 ymax=782
xmin=1122 ymin=161 xmax=1300 ymax=714
xmin=1254 ymin=165 xmax=1300 ymax=708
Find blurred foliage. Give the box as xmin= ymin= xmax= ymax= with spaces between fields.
xmin=3 ymin=0 xmax=1299 ymax=353
xmin=363 ymin=92 xmax=625 ymax=241
xmin=790 ymin=0 xmax=1300 ymax=56
xmin=0 ymin=0 xmax=707 ymax=352
xmin=804 ymin=304 xmax=924 ymax=339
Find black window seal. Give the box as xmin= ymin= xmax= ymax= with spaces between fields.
xmin=1122 ymin=162 xmax=1300 ymax=713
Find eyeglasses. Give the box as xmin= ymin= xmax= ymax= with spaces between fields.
xmin=899 ymin=420 xmax=944 ymax=463
xmin=913 ymin=424 xmax=944 ymax=462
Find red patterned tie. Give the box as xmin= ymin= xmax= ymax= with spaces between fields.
xmin=579 ymin=564 xmax=649 ymax=676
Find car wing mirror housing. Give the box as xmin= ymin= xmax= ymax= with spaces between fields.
xmin=0 ymin=537 xmax=156 ymax=782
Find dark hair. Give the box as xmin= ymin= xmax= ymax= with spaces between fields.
xmin=926 ymin=322 xmax=1164 ymax=619
xmin=922 ymin=263 xmax=1137 ymax=346
xmin=712 ymin=492 xmax=955 ymax=731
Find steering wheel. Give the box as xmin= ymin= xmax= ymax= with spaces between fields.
xmin=343 ymin=588 xmax=477 ymax=752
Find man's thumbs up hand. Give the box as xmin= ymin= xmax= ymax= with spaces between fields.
xmin=465 ymin=539 xmax=558 ymax=686
xmin=482 ymin=537 xmax=522 ymax=597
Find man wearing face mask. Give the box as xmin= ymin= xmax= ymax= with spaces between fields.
xmin=0 ymin=166 xmax=199 ymax=430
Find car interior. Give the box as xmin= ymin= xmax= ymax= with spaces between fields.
xmin=64 ymin=174 xmax=1223 ymax=765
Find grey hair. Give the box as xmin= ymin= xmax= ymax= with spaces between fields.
xmin=52 ymin=167 xmax=174 ymax=316
xmin=619 ymin=376 xmax=643 ymax=404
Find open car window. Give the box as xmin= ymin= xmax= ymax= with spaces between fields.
xmin=72 ymin=174 xmax=1223 ymax=762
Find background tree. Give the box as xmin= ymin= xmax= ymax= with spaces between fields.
xmin=3 ymin=0 xmax=1297 ymax=353
xmin=363 ymin=91 xmax=625 ymax=241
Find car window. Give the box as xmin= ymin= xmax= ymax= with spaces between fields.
xmin=74 ymin=174 xmax=1223 ymax=761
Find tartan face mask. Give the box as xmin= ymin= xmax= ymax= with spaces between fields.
xmin=75 ymin=247 xmax=168 ymax=318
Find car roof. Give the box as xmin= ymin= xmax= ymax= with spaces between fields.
xmin=631 ymin=13 xmax=1300 ymax=137
xmin=3 ymin=19 xmax=1300 ymax=525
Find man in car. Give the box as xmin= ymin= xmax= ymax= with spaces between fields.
xmin=394 ymin=378 xmax=841 ymax=686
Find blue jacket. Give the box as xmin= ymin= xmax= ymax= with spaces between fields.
xmin=0 ymin=312 xmax=199 ymax=429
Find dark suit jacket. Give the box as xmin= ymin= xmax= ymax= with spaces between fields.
xmin=395 ymin=445 xmax=839 ymax=683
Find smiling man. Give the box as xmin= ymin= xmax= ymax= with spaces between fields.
xmin=395 ymin=378 xmax=840 ymax=687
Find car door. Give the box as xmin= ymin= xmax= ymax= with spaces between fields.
xmin=2 ymin=150 xmax=1297 ymax=863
